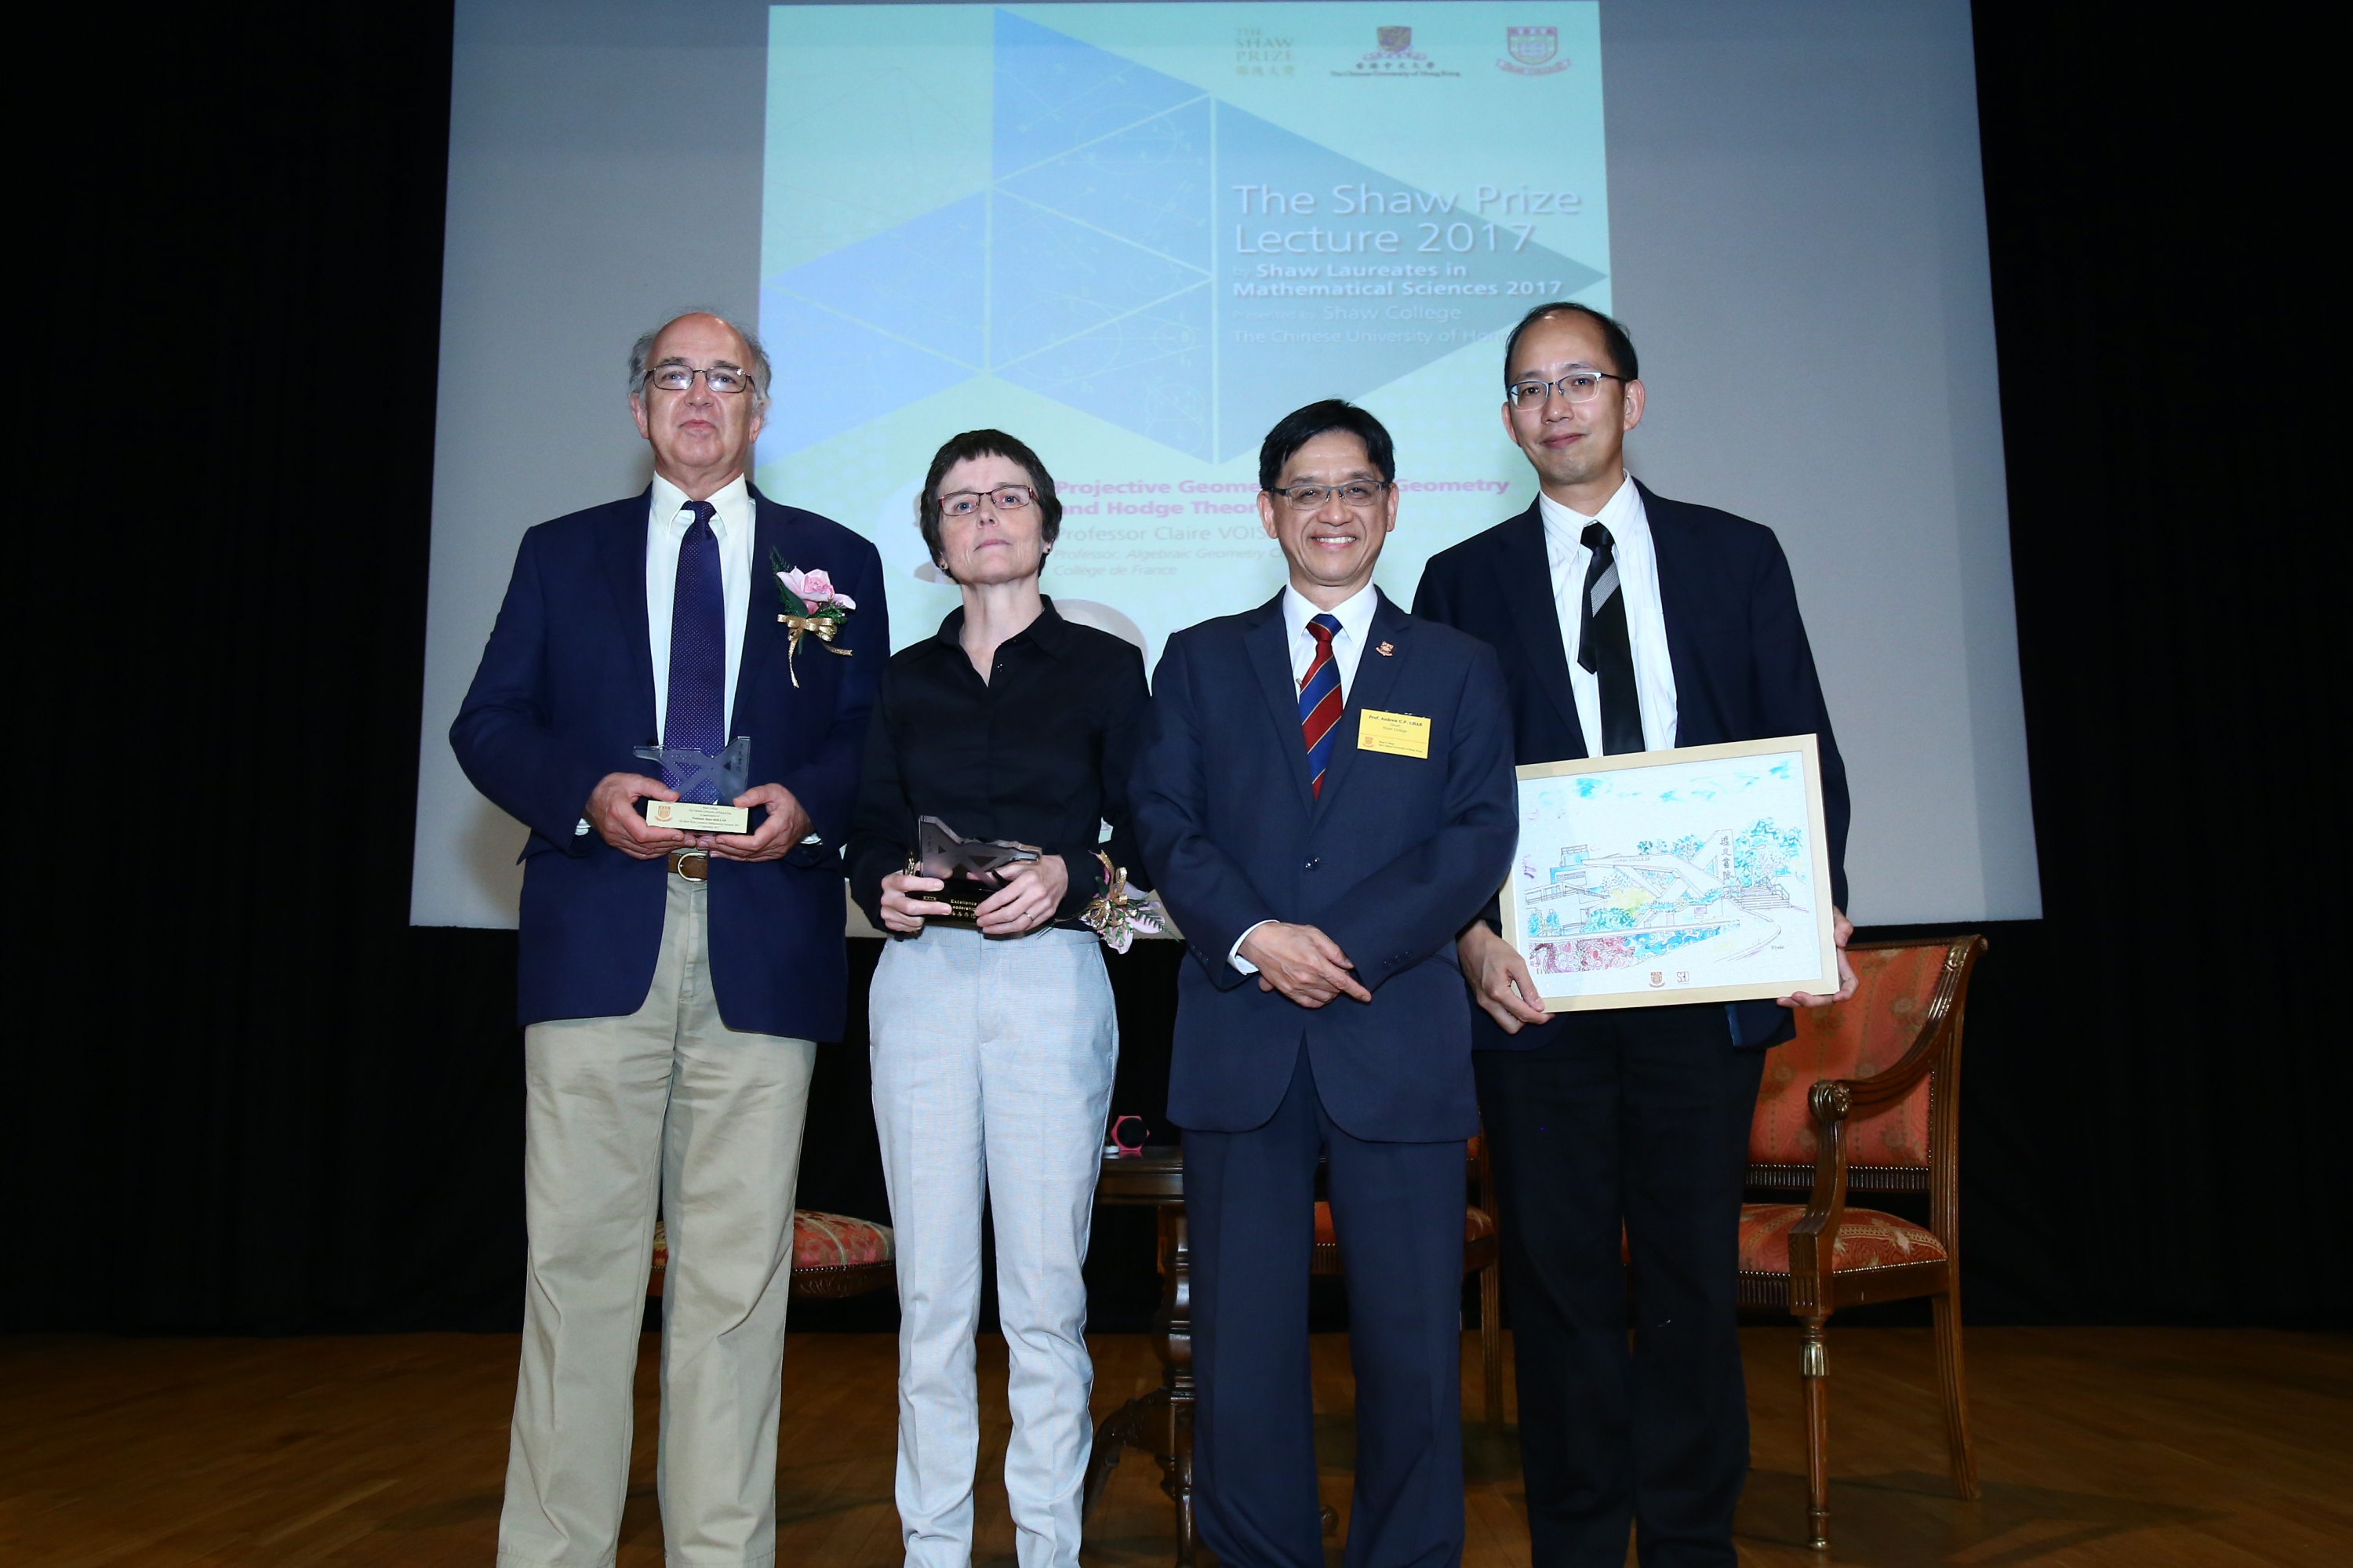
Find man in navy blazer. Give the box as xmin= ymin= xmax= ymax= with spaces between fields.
xmin=1413 ymin=304 xmax=1853 ymax=1568
xmin=1133 ymin=401 xmax=1517 ymax=1568
xmin=452 ymin=311 xmax=886 ymax=1567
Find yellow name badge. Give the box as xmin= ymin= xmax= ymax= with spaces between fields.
xmin=1357 ymin=709 xmax=1431 ymax=759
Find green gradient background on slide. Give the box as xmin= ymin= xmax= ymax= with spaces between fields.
xmin=756 ymin=2 xmax=1609 ymax=666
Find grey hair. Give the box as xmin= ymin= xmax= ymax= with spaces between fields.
xmin=627 ymin=309 xmax=773 ymax=408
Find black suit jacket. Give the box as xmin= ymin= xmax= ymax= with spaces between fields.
xmin=1412 ymin=481 xmax=1849 ymax=1051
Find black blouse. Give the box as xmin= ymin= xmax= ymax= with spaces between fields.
xmin=847 ymin=599 xmax=1151 ymax=930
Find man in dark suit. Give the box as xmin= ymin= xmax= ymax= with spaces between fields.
xmin=1413 ymin=303 xmax=1854 ymax=1568
xmin=452 ymin=311 xmax=886 ymax=1566
xmin=1132 ymin=400 xmax=1518 ymax=1568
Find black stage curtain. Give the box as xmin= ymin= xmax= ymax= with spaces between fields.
xmin=9 ymin=3 xmax=2342 ymax=1335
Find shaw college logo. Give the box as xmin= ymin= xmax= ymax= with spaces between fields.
xmin=1498 ymin=25 xmax=1570 ymax=76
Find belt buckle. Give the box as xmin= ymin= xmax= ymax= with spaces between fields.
xmin=670 ymin=849 xmax=710 ymax=882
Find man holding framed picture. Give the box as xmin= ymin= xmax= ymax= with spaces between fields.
xmin=1412 ymin=302 xmax=1856 ymax=1568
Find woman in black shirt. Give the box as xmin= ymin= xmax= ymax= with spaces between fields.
xmin=846 ymin=429 xmax=1149 ymax=1568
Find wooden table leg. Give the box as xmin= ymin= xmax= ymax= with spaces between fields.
xmin=1161 ymin=1209 xmax=1196 ymax=1563
xmin=1082 ymin=1205 xmax=1196 ymax=1566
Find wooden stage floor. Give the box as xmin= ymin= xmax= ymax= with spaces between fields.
xmin=2 ymin=1327 xmax=2345 ymax=1566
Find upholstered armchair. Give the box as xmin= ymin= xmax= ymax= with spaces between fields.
xmin=1740 ymin=934 xmax=1988 ymax=1550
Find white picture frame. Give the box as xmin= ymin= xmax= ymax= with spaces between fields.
xmin=1504 ymin=735 xmax=1839 ymax=1012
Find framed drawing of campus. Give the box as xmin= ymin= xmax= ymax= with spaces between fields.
xmin=1503 ymin=735 xmax=1840 ymax=1012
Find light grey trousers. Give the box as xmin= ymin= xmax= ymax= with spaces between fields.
xmin=869 ymin=922 xmax=1118 ymax=1568
xmin=499 ymin=871 xmax=818 ymax=1568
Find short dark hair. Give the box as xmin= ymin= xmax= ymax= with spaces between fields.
xmin=1500 ymin=301 xmax=1639 ymax=385
xmin=1257 ymin=399 xmax=1397 ymax=493
xmin=916 ymin=428 xmax=1064 ymax=578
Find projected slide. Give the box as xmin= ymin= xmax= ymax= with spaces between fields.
xmin=756 ymin=2 xmax=1609 ymax=662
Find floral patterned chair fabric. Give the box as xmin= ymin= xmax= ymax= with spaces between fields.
xmin=1739 ymin=934 xmax=1987 ymax=1552
xmin=1737 ymin=1202 xmax=1947 ymax=1275
xmin=648 ymin=1210 xmax=894 ymax=1301
xmin=792 ymin=1210 xmax=894 ymax=1269
xmin=1750 ymin=943 xmax=1943 ymax=1172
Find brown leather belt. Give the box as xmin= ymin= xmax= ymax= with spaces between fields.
xmin=667 ymin=849 xmax=710 ymax=882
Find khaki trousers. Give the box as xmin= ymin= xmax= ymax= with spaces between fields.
xmin=498 ymin=871 xmax=818 ymax=1568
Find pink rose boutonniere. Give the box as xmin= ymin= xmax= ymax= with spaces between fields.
xmin=771 ymin=548 xmax=856 ymax=686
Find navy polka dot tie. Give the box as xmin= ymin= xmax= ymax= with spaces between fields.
xmin=662 ymin=500 xmax=725 ymax=799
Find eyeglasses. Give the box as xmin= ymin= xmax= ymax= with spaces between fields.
xmin=937 ymin=486 xmax=1037 ymax=517
xmin=645 ymin=365 xmax=755 ymax=395
xmin=1506 ymin=371 xmax=1626 ymax=409
xmin=1269 ymin=481 xmax=1390 ymax=511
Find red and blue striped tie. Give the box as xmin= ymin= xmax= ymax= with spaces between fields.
xmin=1298 ymin=613 xmax=1344 ymax=798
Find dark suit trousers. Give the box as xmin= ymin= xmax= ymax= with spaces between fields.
xmin=1475 ymin=1007 xmax=1766 ymax=1568
xmin=1186 ymin=1046 xmax=1467 ymax=1568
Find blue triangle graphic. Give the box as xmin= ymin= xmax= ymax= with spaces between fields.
xmin=993 ymin=8 xmax=1204 ymax=176
xmin=996 ymin=281 xmax=1212 ymax=460
xmin=991 ymin=196 xmax=1209 ymax=366
xmin=995 ymin=95 xmax=1211 ymax=268
xmin=755 ymin=284 xmax=973 ymax=458
xmin=768 ymin=193 xmax=987 ymax=368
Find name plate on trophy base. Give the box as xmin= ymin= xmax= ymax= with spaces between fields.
xmin=914 ymin=815 xmax=1042 ymax=927
xmin=634 ymin=737 xmax=754 ymax=838
xmin=643 ymin=799 xmax=750 ymax=835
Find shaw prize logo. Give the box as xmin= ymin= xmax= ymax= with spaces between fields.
xmin=1333 ymin=24 xmax=1460 ymax=77
xmin=1498 ymin=25 xmax=1570 ymax=75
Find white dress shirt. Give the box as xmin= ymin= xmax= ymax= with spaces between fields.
xmin=646 ymin=471 xmax=755 ymax=739
xmin=1540 ymin=475 xmax=1678 ymax=755
xmin=1231 ymin=580 xmax=1384 ymax=973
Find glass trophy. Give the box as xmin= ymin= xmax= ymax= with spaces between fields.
xmin=914 ymin=814 xmax=1042 ymax=919
xmin=634 ymin=736 xmax=753 ymax=835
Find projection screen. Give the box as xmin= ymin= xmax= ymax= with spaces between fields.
xmin=414 ymin=0 xmax=2038 ymax=930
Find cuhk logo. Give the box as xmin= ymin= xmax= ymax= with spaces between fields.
xmin=1378 ymin=25 xmax=1412 ymax=53
xmin=1500 ymin=25 xmax=1570 ymax=75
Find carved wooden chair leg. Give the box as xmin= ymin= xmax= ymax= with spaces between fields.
xmin=1932 ymin=1289 xmax=1980 ymax=1500
xmin=1799 ymin=1315 xmax=1831 ymax=1551
xmin=1478 ymin=1260 xmax=1504 ymax=1424
xmin=1168 ymin=1395 xmax=1198 ymax=1566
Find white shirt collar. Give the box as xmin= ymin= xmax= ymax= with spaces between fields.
xmin=1281 ymin=578 xmax=1380 ymax=647
xmin=1537 ymin=471 xmax=1642 ymax=548
xmin=650 ymin=470 xmax=753 ymax=536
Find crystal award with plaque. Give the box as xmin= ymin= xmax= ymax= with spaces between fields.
xmin=912 ymin=814 xmax=1042 ymax=920
xmin=634 ymin=736 xmax=753 ymax=835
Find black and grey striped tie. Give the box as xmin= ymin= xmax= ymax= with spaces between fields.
xmin=1577 ymin=522 xmax=1646 ymax=755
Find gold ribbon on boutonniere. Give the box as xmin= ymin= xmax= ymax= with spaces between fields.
xmin=772 ymin=548 xmax=856 ymax=687
xmin=1082 ymin=850 xmax=1163 ymax=953
xmin=776 ymin=612 xmax=852 ymax=686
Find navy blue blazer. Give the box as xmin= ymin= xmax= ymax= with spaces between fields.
xmin=1411 ymin=482 xmax=1849 ymax=1052
xmin=451 ymin=485 xmax=887 ymax=1039
xmin=1131 ymin=591 xmax=1518 ymax=1141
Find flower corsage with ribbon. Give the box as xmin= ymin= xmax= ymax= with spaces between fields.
xmin=1081 ymin=850 xmax=1162 ymax=954
xmin=771 ymin=547 xmax=855 ymax=686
